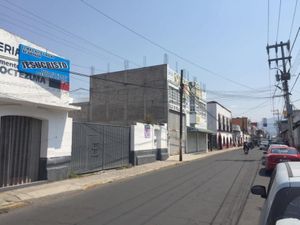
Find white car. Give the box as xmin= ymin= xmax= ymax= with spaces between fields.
xmin=251 ymin=162 xmax=300 ymax=225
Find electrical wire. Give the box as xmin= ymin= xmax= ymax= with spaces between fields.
xmin=0 ymin=15 xmax=123 ymax=69
xmin=289 ymin=0 xmax=299 ymax=40
xmin=1 ymin=0 xmax=141 ymax=68
xmin=0 ymin=54 xmax=286 ymax=107
xmin=291 ymin=27 xmax=300 ymax=54
xmin=239 ymin=100 xmax=270 ymax=117
xmin=291 ymin=72 xmax=300 ymax=91
xmin=276 ymin=0 xmax=282 ymax=42
xmin=267 ymin=0 xmax=270 ymax=44
xmin=2 ymin=0 xmax=265 ymax=92
xmin=80 ymin=0 xmax=257 ymax=91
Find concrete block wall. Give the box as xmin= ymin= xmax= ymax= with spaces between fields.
xmin=90 ymin=64 xmax=169 ymax=125
xmin=69 ymin=102 xmax=90 ymax=122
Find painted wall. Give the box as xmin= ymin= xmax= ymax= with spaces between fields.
xmin=207 ymin=102 xmax=233 ymax=148
xmin=131 ymin=122 xmax=167 ymax=151
xmin=0 ymin=29 xmax=75 ymax=160
xmin=0 ymin=105 xmax=72 ymax=158
xmin=207 ymin=103 xmax=217 ymax=132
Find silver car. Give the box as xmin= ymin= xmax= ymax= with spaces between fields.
xmin=251 ymin=162 xmax=300 ymax=225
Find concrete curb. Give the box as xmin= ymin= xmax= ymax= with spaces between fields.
xmin=0 ymin=147 xmax=240 ymax=211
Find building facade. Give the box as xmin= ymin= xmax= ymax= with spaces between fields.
xmin=71 ymin=64 xmax=210 ymax=158
xmin=0 ymin=29 xmax=78 ymax=187
xmin=232 ymin=117 xmax=251 ymax=142
xmin=232 ymin=124 xmax=243 ymax=146
xmin=186 ymin=81 xmax=211 ymax=153
xmin=207 ymin=101 xmax=233 ymax=149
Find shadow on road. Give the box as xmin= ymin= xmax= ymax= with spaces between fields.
xmin=216 ymin=159 xmax=259 ymax=162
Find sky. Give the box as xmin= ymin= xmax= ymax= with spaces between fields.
xmin=0 ymin=0 xmax=300 ymax=126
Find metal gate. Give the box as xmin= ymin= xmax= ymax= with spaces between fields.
xmin=0 ymin=116 xmax=42 ymax=187
xmin=70 ymin=122 xmax=130 ymax=174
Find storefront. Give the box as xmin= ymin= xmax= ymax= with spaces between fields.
xmin=0 ymin=29 xmax=79 ymax=187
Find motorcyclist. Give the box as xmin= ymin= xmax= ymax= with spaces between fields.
xmin=243 ymin=141 xmax=249 ymax=154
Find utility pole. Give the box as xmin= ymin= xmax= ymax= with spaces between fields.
xmin=267 ymin=41 xmax=294 ymax=146
xmin=179 ymin=69 xmax=184 ymax=161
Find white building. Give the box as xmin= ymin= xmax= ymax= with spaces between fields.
xmin=232 ymin=124 xmax=243 ymax=147
xmin=0 ymin=29 xmax=79 ymax=187
xmin=167 ymin=67 xmax=190 ymax=155
xmin=207 ymin=101 xmax=233 ymax=149
xmin=167 ymin=69 xmax=213 ymax=154
xmin=186 ymin=81 xmax=213 ymax=153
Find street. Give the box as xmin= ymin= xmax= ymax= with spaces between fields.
xmin=0 ymin=149 xmax=266 ymax=225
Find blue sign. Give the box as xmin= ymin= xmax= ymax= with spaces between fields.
xmin=18 ymin=44 xmax=70 ymax=82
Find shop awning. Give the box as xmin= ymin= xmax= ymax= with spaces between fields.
xmin=187 ymin=127 xmax=216 ymax=134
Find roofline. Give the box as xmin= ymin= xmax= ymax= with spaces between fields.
xmin=207 ymin=101 xmax=231 ymax=113
xmin=92 ymin=64 xmax=168 ymax=77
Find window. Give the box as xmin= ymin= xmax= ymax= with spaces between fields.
xmin=267 ymin=187 xmax=300 ymax=225
xmin=168 ymin=87 xmax=179 ymax=105
xmin=271 ymin=148 xmax=298 ymax=155
xmin=222 ymin=116 xmax=225 ymax=131
xmin=267 ymin=168 xmax=276 ymax=195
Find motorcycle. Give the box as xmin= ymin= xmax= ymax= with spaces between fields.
xmin=243 ymin=142 xmax=249 ymax=154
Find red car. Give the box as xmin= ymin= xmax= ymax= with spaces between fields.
xmin=265 ymin=146 xmax=300 ymax=171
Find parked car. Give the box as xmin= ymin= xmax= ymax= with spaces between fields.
xmin=262 ymin=144 xmax=288 ymax=166
xmin=264 ymin=146 xmax=300 ymax=171
xmin=251 ymin=162 xmax=300 ymax=225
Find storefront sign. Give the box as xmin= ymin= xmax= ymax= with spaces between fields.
xmin=18 ymin=44 xmax=70 ymax=83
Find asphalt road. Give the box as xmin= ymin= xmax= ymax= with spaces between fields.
xmin=0 ymin=148 xmax=265 ymax=225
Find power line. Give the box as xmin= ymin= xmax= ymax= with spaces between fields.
xmin=0 ymin=59 xmax=262 ymax=123
xmin=289 ymin=0 xmax=299 ymax=40
xmin=239 ymin=100 xmax=270 ymax=117
xmin=267 ymin=0 xmax=270 ymax=43
xmin=0 ymin=54 xmax=287 ymax=102
xmin=0 ymin=15 xmax=124 ymax=71
xmin=0 ymin=13 xmax=120 ymax=68
xmin=291 ymin=72 xmax=300 ymax=91
xmin=80 ymin=0 xmax=257 ymax=91
xmin=1 ymin=0 xmax=141 ymax=68
xmin=276 ymin=0 xmax=282 ymax=42
xmin=291 ymin=27 xmax=300 ymax=54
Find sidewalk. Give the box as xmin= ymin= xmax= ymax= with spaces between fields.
xmin=0 ymin=147 xmax=239 ymax=212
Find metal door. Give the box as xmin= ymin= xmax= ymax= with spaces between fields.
xmin=70 ymin=122 xmax=130 ymax=174
xmin=0 ymin=116 xmax=42 ymax=187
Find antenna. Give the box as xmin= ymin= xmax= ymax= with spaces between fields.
xmin=107 ymin=63 xmax=110 ymax=73
xmin=91 ymin=66 xmax=95 ymax=75
xmin=163 ymin=53 xmax=169 ymax=64
xmin=124 ymin=60 xmax=129 ymax=70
